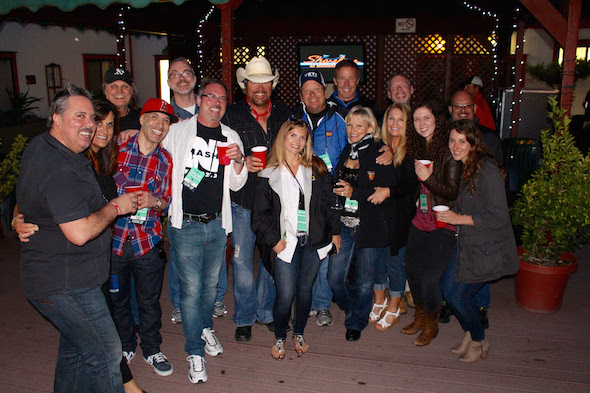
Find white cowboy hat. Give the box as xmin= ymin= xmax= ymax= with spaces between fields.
xmin=236 ymin=56 xmax=280 ymax=90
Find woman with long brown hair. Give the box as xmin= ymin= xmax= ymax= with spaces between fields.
xmin=401 ymin=101 xmax=462 ymax=346
xmin=437 ymin=120 xmax=517 ymax=362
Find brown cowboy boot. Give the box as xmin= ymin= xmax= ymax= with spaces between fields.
xmin=413 ymin=308 xmax=441 ymax=346
xmin=401 ymin=301 xmax=426 ymax=335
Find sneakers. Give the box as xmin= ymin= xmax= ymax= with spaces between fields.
xmin=122 ymin=350 xmax=135 ymax=364
xmin=187 ymin=355 xmax=207 ymax=384
xmin=144 ymin=352 xmax=173 ymax=376
xmin=316 ymin=310 xmax=333 ymax=327
xmin=201 ymin=328 xmax=223 ymax=356
xmin=171 ymin=308 xmax=182 ymax=324
xmin=213 ymin=302 xmax=227 ymax=318
xmin=308 ymin=309 xmax=318 ymax=317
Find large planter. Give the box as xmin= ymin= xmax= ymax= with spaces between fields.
xmin=515 ymin=247 xmax=578 ymax=313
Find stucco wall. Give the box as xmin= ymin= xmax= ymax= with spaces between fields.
xmin=0 ymin=21 xmax=166 ymax=118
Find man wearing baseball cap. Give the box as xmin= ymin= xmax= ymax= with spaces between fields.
xmin=110 ymin=98 xmax=176 ymax=377
xmin=464 ymin=75 xmax=496 ymax=131
xmin=223 ymin=56 xmax=293 ymax=342
xmin=103 ymin=67 xmax=141 ymax=132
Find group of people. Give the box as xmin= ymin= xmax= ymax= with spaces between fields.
xmin=14 ymin=54 xmax=518 ymax=392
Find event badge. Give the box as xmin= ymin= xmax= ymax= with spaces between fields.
xmin=420 ymin=193 xmax=428 ymax=214
xmin=319 ymin=153 xmax=333 ymax=172
xmin=183 ymin=167 xmax=205 ymax=190
xmin=344 ymin=198 xmax=358 ymax=213
xmin=297 ymin=209 xmax=307 ymax=235
xmin=130 ymin=206 xmax=148 ymax=224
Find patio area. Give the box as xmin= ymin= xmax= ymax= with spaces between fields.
xmin=1 ymin=230 xmax=589 ymax=393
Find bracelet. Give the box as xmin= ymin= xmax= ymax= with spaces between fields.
xmin=235 ymin=159 xmax=243 ymax=165
xmin=109 ymin=201 xmax=121 ymax=215
xmin=11 ymin=216 xmax=17 ymax=230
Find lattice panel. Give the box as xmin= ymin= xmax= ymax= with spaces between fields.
xmin=415 ymin=54 xmax=447 ymax=104
xmin=233 ymin=46 xmax=251 ymax=65
xmin=417 ymin=34 xmax=447 ymax=55
xmin=383 ymin=34 xmax=419 ymax=101
xmin=454 ymin=36 xmax=490 ymax=55
xmin=450 ymin=55 xmax=496 ymax=106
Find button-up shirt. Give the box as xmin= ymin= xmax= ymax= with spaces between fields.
xmin=112 ymin=134 xmax=172 ymax=257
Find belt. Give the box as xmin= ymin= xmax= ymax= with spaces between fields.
xmin=183 ymin=212 xmax=218 ymax=223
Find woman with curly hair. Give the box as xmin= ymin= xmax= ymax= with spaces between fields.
xmin=369 ymin=103 xmax=419 ymax=330
xmin=401 ymin=101 xmax=462 ymax=346
xmin=437 ymin=120 xmax=517 ymax=362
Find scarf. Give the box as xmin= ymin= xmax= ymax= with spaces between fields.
xmin=348 ymin=134 xmax=372 ymax=160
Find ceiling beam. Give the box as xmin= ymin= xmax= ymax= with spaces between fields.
xmin=519 ymin=0 xmax=567 ymax=47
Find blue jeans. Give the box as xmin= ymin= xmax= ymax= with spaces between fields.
xmin=328 ymin=226 xmax=379 ymax=331
xmin=169 ymin=245 xmax=227 ymax=308
xmin=231 ymin=202 xmax=275 ymax=326
xmin=110 ymin=242 xmax=164 ymax=356
xmin=373 ymin=247 xmax=407 ymax=298
xmin=29 ymin=286 xmax=124 ymax=393
xmin=311 ymin=256 xmax=333 ymax=311
xmin=441 ymin=248 xmax=486 ymax=341
xmin=168 ymin=217 xmax=226 ymax=356
xmin=274 ymin=238 xmax=322 ymax=340
xmin=440 ymin=250 xmax=490 ymax=309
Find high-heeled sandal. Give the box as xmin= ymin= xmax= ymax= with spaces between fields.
xmin=271 ymin=339 xmax=285 ymax=359
xmin=293 ymin=334 xmax=309 ymax=355
xmin=376 ymin=307 xmax=401 ymax=330
xmin=369 ymin=298 xmax=389 ymax=323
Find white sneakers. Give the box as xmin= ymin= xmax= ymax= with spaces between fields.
xmin=187 ymin=328 xmax=224 ymax=384
xmin=201 ymin=327 xmax=223 ymax=356
xmin=144 ymin=351 xmax=173 ymax=376
xmin=187 ymin=355 xmax=207 ymax=383
xmin=122 ymin=350 xmax=135 ymax=364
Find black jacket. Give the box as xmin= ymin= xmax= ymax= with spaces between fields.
xmin=251 ymin=162 xmax=341 ymax=276
xmin=389 ymin=155 xmax=420 ymax=255
xmin=222 ymin=99 xmax=293 ymax=210
xmin=333 ymin=138 xmax=395 ymax=248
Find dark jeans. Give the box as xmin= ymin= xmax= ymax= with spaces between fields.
xmin=274 ymin=237 xmax=322 ymax=340
xmin=110 ymin=242 xmax=165 ymax=357
xmin=405 ymin=224 xmax=456 ymax=313
xmin=328 ymin=226 xmax=380 ymax=331
xmin=441 ymin=248 xmax=486 ymax=341
xmin=29 ymin=286 xmax=124 ymax=393
xmin=440 ymin=249 xmax=490 ymax=309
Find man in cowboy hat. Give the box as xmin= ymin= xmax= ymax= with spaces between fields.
xmin=223 ymin=56 xmax=293 ymax=342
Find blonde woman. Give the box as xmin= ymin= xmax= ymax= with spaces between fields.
xmin=370 ymin=103 xmax=419 ymax=330
xmin=251 ymin=119 xmax=341 ymax=359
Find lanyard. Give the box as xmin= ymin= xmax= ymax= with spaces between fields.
xmin=285 ymin=162 xmax=305 ymax=210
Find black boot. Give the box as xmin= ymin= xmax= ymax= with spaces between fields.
xmin=479 ymin=307 xmax=489 ymax=329
xmin=439 ymin=301 xmax=452 ymax=323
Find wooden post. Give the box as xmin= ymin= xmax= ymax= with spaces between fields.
xmin=559 ymin=0 xmax=582 ymax=114
xmin=216 ymin=0 xmax=243 ymax=103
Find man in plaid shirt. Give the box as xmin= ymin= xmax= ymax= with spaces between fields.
xmin=111 ymin=98 xmax=177 ymax=377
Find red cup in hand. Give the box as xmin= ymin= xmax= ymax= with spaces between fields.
xmin=433 ymin=205 xmax=449 ymax=228
xmin=418 ymin=159 xmax=432 ymax=181
xmin=217 ymin=142 xmax=231 ymax=165
xmin=251 ymin=146 xmax=268 ymax=169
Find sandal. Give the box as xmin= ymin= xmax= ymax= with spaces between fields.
xmin=293 ymin=334 xmax=309 ymax=355
xmin=369 ymin=298 xmax=389 ymax=323
xmin=376 ymin=307 xmax=401 ymax=331
xmin=271 ymin=339 xmax=285 ymax=359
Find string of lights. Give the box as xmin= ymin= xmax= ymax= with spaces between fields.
xmin=116 ymin=5 xmax=131 ymax=68
xmin=196 ymin=5 xmax=216 ymax=80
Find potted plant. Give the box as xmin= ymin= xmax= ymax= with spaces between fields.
xmin=0 ymin=134 xmax=28 ymax=237
xmin=511 ymin=97 xmax=590 ymax=313
xmin=526 ymin=59 xmax=590 ymax=89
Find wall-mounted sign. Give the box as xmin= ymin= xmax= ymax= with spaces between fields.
xmin=395 ymin=18 xmax=416 ymax=33
xmin=298 ymin=43 xmax=366 ymax=82
xmin=26 ymin=75 xmax=36 ymax=85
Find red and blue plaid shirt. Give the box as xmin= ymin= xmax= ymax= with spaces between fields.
xmin=112 ymin=135 xmax=172 ymax=257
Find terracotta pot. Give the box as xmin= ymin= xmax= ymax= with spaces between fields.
xmin=515 ymin=247 xmax=578 ymax=313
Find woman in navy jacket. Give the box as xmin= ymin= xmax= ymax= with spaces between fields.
xmin=251 ymin=119 xmax=341 ymax=359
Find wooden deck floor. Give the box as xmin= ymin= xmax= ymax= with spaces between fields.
xmin=1 ymin=231 xmax=589 ymax=393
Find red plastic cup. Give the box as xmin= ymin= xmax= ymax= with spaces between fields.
xmin=433 ymin=205 xmax=449 ymax=228
xmin=251 ymin=146 xmax=268 ymax=169
xmin=125 ymin=186 xmax=143 ymax=194
xmin=417 ymin=159 xmax=432 ymax=181
xmin=217 ymin=142 xmax=231 ymax=165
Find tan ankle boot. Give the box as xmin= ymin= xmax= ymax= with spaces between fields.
xmin=451 ymin=331 xmax=472 ymax=355
xmin=413 ymin=308 xmax=440 ymax=346
xmin=401 ymin=301 xmax=425 ymax=335
xmin=459 ymin=337 xmax=490 ymax=363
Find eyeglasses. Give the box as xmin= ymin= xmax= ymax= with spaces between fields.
xmin=301 ymin=86 xmax=324 ymax=95
xmin=202 ymin=93 xmax=227 ymax=103
xmin=168 ymin=70 xmax=194 ymax=79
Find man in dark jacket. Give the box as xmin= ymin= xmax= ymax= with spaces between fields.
xmin=222 ymin=56 xmax=293 ymax=342
xmin=327 ymin=60 xmax=380 ymax=118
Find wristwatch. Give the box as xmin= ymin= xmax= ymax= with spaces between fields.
xmin=155 ymin=197 xmax=162 ymax=210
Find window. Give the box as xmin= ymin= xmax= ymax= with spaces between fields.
xmin=155 ymin=56 xmax=169 ymax=102
xmin=0 ymin=52 xmax=18 ymax=113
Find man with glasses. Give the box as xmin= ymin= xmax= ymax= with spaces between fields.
xmin=162 ymin=79 xmax=247 ymax=384
xmin=168 ymin=57 xmax=199 ymax=120
xmin=223 ymin=56 xmax=292 ymax=342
